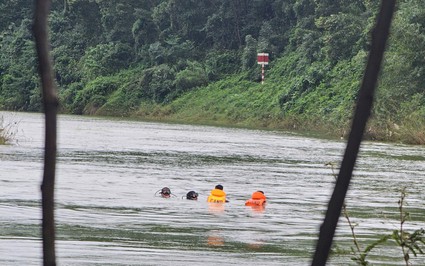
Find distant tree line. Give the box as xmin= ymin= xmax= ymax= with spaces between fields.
xmin=0 ymin=0 xmax=424 ymax=142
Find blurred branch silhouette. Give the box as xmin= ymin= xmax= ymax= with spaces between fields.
xmin=33 ymin=0 xmax=59 ymax=265
xmin=312 ymin=0 xmax=396 ymax=265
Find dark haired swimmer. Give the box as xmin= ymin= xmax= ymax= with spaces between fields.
xmin=207 ymin=184 xmax=228 ymax=203
xmin=155 ymin=187 xmax=173 ymax=198
xmin=186 ymin=191 xmax=198 ymax=200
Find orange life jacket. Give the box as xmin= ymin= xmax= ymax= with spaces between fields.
xmin=245 ymin=191 xmax=266 ymax=206
xmin=207 ymin=189 xmax=226 ymax=203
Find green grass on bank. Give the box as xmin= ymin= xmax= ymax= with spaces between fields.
xmin=53 ymin=50 xmax=425 ymax=145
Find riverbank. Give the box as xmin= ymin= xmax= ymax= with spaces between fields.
xmin=2 ymin=106 xmax=423 ymax=145
xmin=96 ymin=68 xmax=425 ymax=146
xmin=128 ymin=102 xmax=425 ymax=145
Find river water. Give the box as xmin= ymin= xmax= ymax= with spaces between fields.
xmin=1 ymin=111 xmax=424 ymax=265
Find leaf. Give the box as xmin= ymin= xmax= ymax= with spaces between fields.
xmin=363 ymin=234 xmax=392 ymax=254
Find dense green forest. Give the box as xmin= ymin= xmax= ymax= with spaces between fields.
xmin=1 ymin=0 xmax=424 ymax=143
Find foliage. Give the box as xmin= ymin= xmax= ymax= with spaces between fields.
xmin=1 ymin=0 xmax=425 ymax=143
xmin=174 ymin=61 xmax=208 ymax=95
xmin=204 ymin=50 xmax=241 ymax=80
xmin=391 ymin=187 xmax=425 ymax=265
xmin=69 ymin=75 xmax=121 ymax=114
xmin=242 ymin=35 xmax=257 ymax=71
xmin=328 ymin=162 xmax=425 ymax=265
xmin=79 ymin=42 xmax=134 ymax=81
xmin=0 ymin=116 xmax=18 ymax=145
xmin=0 ymin=18 xmax=39 ymax=111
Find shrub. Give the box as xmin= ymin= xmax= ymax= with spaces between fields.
xmin=70 ymin=76 xmax=120 ymax=114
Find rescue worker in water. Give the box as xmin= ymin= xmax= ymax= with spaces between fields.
xmin=245 ymin=190 xmax=266 ymax=206
xmin=207 ymin=184 xmax=228 ymax=203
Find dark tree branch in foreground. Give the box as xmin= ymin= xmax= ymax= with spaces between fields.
xmin=33 ymin=0 xmax=59 ymax=265
xmin=311 ymin=1 xmax=396 ymax=265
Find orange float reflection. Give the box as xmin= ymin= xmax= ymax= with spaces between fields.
xmin=208 ymin=202 xmax=225 ymax=214
xmin=247 ymin=204 xmax=265 ymax=213
xmin=207 ymin=230 xmax=224 ymax=247
xmin=207 ymin=234 xmax=224 ymax=247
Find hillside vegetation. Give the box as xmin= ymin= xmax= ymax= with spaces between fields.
xmin=1 ymin=0 xmax=424 ymax=143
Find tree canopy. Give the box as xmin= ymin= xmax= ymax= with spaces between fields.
xmin=1 ymin=0 xmax=424 ymax=143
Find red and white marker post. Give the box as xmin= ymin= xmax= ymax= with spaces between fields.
xmin=257 ymin=53 xmax=269 ymax=84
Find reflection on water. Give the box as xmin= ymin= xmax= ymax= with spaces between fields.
xmin=246 ymin=204 xmax=266 ymax=213
xmin=207 ymin=203 xmax=225 ymax=214
xmin=207 ymin=230 xmax=224 ymax=247
xmin=1 ymin=111 xmax=425 ymax=265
